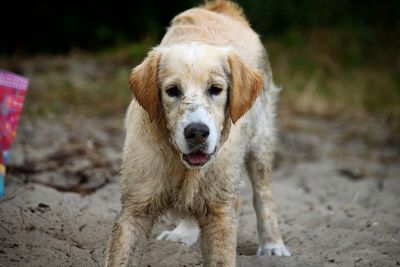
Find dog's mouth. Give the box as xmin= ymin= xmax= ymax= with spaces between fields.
xmin=183 ymin=151 xmax=210 ymax=166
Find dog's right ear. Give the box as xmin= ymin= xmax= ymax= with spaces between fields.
xmin=129 ymin=50 xmax=161 ymax=121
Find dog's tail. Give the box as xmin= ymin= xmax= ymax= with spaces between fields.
xmin=202 ymin=0 xmax=249 ymax=25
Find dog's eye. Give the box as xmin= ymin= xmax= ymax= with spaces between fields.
xmin=166 ymin=86 xmax=181 ymax=98
xmin=208 ymin=86 xmax=223 ymax=96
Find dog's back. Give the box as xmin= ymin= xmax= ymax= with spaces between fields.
xmin=202 ymin=0 xmax=249 ymax=25
xmin=161 ymin=1 xmax=263 ymax=69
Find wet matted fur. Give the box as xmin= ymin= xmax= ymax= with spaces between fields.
xmin=106 ymin=1 xmax=290 ymax=266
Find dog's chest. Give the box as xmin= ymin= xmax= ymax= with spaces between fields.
xmin=165 ymin=167 xmax=237 ymax=216
xmin=166 ymin=170 xmax=210 ymax=213
xmin=171 ymin=173 xmax=199 ymax=206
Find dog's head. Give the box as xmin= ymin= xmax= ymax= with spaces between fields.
xmin=129 ymin=43 xmax=263 ymax=169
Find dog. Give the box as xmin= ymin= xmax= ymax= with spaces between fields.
xmin=106 ymin=1 xmax=290 ymax=266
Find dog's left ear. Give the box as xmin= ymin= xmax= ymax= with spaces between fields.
xmin=228 ymin=54 xmax=263 ymax=123
xmin=129 ymin=50 xmax=161 ymax=121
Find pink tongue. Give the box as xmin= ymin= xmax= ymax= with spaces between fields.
xmin=187 ymin=151 xmax=208 ymax=165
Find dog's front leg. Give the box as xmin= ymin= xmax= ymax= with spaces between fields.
xmin=106 ymin=211 xmax=154 ymax=267
xmin=199 ymin=208 xmax=237 ymax=267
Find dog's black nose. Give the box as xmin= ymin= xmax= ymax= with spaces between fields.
xmin=184 ymin=123 xmax=210 ymax=144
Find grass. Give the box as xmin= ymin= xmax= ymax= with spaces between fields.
xmin=267 ymin=29 xmax=400 ymax=121
xmin=1 ymin=29 xmax=398 ymax=130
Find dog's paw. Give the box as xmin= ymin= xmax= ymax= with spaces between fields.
xmin=256 ymin=240 xmax=291 ymax=256
xmin=156 ymin=223 xmax=199 ymax=247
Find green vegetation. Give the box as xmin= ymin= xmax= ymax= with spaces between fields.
xmin=1 ymin=28 xmax=397 ymax=132
xmin=267 ymin=29 xmax=400 ymax=121
xmin=2 ymin=1 xmax=398 ymax=54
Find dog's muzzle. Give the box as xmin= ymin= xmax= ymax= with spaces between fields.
xmin=183 ymin=122 xmax=210 ymax=166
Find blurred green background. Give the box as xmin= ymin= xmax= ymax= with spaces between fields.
xmin=1 ymin=0 xmax=399 ymax=129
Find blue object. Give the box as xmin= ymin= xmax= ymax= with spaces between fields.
xmin=0 ymin=175 xmax=4 ymax=197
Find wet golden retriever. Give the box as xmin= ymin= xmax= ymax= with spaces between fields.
xmin=106 ymin=1 xmax=290 ymax=266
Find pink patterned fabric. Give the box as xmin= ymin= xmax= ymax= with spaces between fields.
xmin=0 ymin=70 xmax=29 ymax=196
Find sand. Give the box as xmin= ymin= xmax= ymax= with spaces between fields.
xmin=0 ymin=114 xmax=399 ymax=267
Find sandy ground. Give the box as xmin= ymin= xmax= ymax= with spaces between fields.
xmin=0 ymin=114 xmax=399 ymax=267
